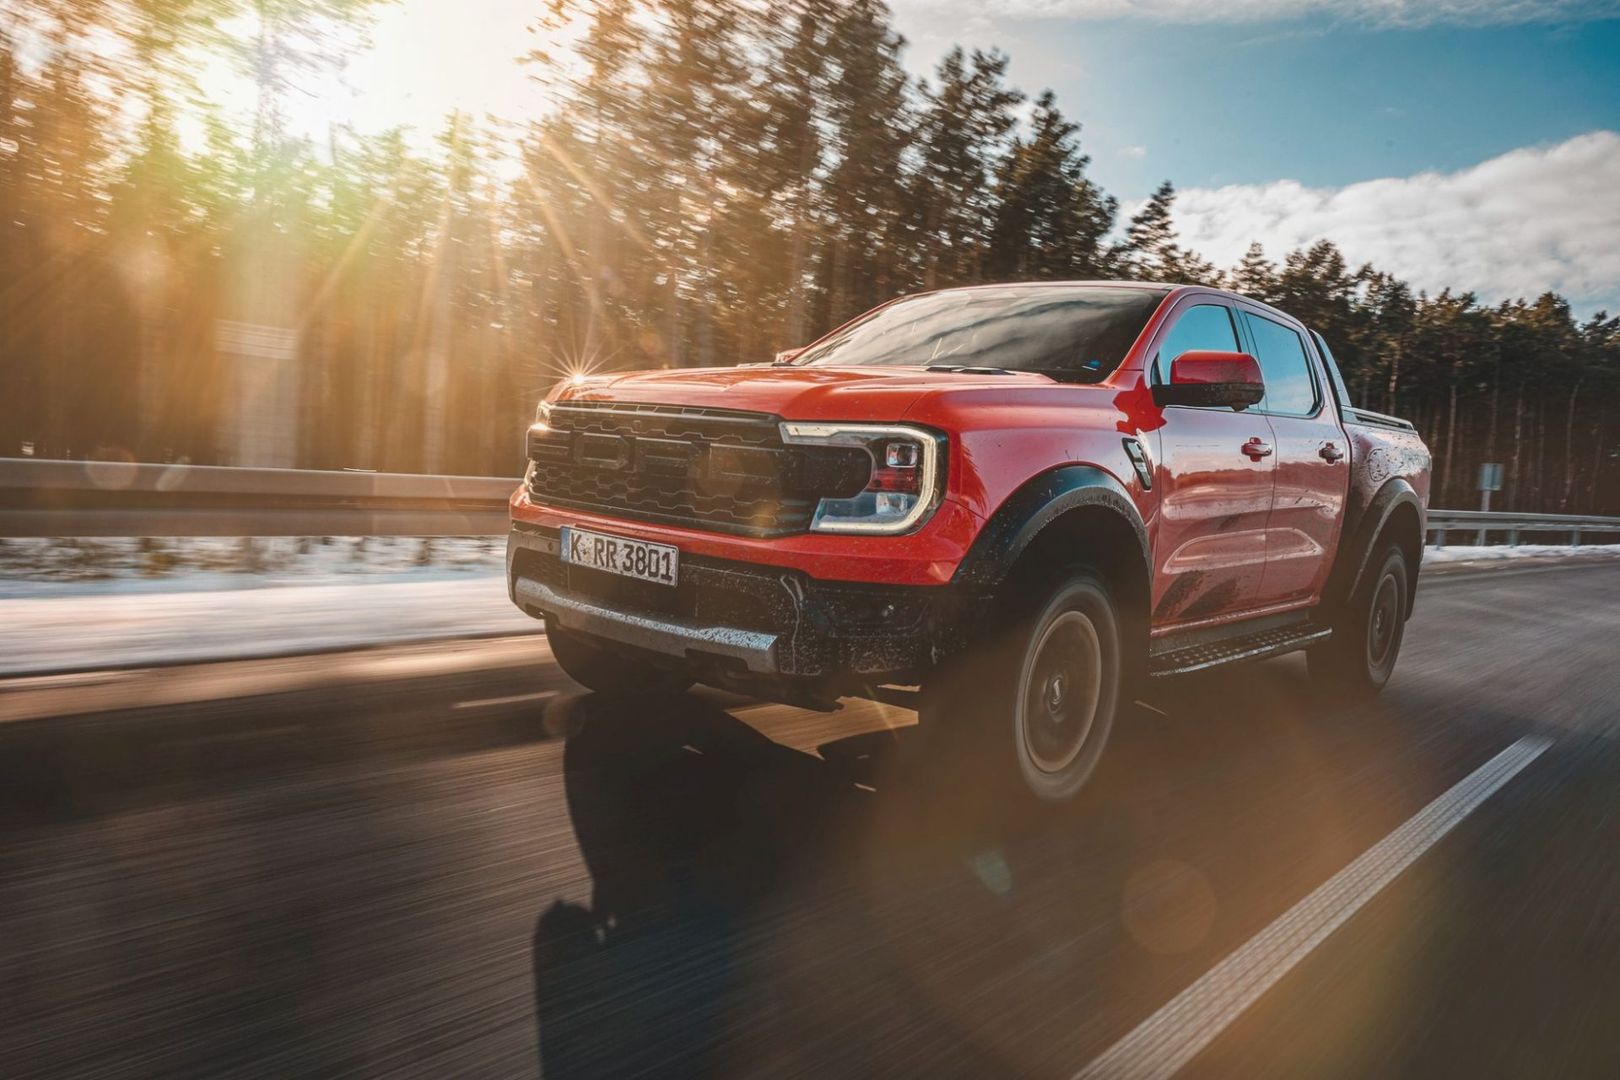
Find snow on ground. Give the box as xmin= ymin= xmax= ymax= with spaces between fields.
xmin=0 ymin=536 xmax=503 ymax=598
xmin=0 ymin=573 xmax=533 ymax=677
xmin=2 ymin=537 xmax=1617 ymax=678
xmin=1423 ymin=543 xmax=1620 ymax=564
xmin=0 ymin=536 xmax=529 ymax=676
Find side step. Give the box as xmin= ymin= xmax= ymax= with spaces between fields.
xmin=1150 ymin=623 xmax=1331 ymax=678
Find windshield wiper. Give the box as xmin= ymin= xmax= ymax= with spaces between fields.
xmin=924 ymin=364 xmax=1015 ymax=375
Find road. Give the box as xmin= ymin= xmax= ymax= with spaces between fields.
xmin=3 ymin=561 xmax=1619 ymax=1078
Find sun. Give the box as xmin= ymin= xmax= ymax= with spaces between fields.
xmin=180 ymin=0 xmax=564 ymax=151
xmin=308 ymin=0 xmax=561 ymax=137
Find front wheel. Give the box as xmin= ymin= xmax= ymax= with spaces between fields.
xmin=1309 ymin=544 xmax=1409 ymax=697
xmin=546 ymin=623 xmax=693 ymax=697
xmin=920 ymin=570 xmax=1123 ymax=806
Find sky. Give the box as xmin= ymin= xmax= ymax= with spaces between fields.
xmin=272 ymin=0 xmax=1620 ymax=316
xmin=889 ymin=0 xmax=1620 ymax=315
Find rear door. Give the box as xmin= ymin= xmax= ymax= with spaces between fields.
xmin=1145 ymin=297 xmax=1277 ymax=626
xmin=1235 ymin=305 xmax=1350 ymax=607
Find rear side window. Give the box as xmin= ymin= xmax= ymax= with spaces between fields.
xmin=1152 ymin=303 xmax=1239 ymax=384
xmin=1312 ymin=330 xmax=1353 ymax=409
xmin=1241 ymin=312 xmax=1318 ymax=416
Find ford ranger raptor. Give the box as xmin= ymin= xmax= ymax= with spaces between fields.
xmin=508 ymin=282 xmax=1431 ymax=803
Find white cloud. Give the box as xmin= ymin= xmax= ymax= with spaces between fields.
xmin=893 ymin=0 xmax=1618 ymax=27
xmin=1119 ymin=145 xmax=1149 ymax=158
xmin=1152 ymin=131 xmax=1620 ymax=314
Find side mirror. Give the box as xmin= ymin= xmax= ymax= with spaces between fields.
xmin=1153 ymin=350 xmax=1265 ymax=411
xmin=773 ymin=347 xmax=804 ymax=365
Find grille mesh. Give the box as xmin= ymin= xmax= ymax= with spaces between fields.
xmin=526 ymin=402 xmax=863 ymax=536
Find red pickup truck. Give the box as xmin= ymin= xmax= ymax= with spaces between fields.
xmin=508 ymin=282 xmax=1431 ymax=803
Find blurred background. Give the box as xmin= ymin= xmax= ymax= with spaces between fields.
xmin=1 ymin=0 xmax=1616 ymax=513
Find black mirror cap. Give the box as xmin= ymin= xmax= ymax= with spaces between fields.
xmin=1152 ymin=382 xmax=1266 ymax=411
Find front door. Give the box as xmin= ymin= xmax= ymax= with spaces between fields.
xmin=1146 ymin=299 xmax=1277 ymax=627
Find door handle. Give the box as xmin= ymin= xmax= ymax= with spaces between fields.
xmin=1319 ymin=442 xmax=1344 ymax=463
xmin=1241 ymin=437 xmax=1273 ymax=460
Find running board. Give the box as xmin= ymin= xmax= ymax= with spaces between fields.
xmin=1150 ymin=624 xmax=1331 ymax=677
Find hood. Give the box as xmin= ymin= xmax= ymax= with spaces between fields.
xmin=560 ymin=364 xmax=1058 ymax=421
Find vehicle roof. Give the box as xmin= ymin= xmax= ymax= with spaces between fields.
xmin=924 ymin=280 xmax=1175 ymax=295
xmin=921 ymin=280 xmax=1305 ymax=328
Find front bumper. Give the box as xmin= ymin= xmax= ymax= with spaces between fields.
xmin=507 ymin=523 xmax=974 ymax=691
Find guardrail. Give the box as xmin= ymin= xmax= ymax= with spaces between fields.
xmin=5 ymin=457 xmax=1620 ymax=545
xmin=0 ymin=458 xmax=517 ymax=537
xmin=1427 ymin=509 xmax=1620 ymax=549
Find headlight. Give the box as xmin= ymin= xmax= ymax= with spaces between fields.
xmin=779 ymin=422 xmax=944 ymax=534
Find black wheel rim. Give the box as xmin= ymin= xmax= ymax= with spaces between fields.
xmin=1367 ymin=572 xmax=1401 ymax=670
xmin=1019 ymin=611 xmax=1103 ymax=775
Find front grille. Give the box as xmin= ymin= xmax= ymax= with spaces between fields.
xmin=526 ymin=402 xmax=866 ymax=536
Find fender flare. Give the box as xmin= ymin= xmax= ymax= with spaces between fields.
xmin=1328 ymin=478 xmax=1427 ymax=616
xmin=951 ymin=465 xmax=1150 ymax=591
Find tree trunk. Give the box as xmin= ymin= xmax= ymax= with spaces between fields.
xmin=784 ymin=130 xmax=818 ymax=346
xmin=1442 ymin=379 xmax=1458 ymax=506
xmin=1590 ymin=407 xmax=1606 ymax=513
xmin=1532 ymin=393 xmax=1545 ymax=512
xmin=1509 ymin=379 xmax=1524 ymax=508
xmin=1384 ymin=340 xmax=1400 ymax=414
xmin=1485 ymin=359 xmax=1500 ymax=462
xmin=1562 ymin=380 xmax=1582 ymax=511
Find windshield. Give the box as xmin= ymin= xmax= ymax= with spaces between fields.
xmin=795 ymin=285 xmax=1167 ymax=382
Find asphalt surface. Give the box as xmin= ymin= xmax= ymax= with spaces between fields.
xmin=3 ymin=561 xmax=1620 ymax=1078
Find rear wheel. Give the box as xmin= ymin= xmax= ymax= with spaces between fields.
xmin=920 ymin=569 xmax=1122 ymax=807
xmin=1309 ymin=544 xmax=1409 ymax=697
xmin=546 ymin=623 xmax=693 ymax=697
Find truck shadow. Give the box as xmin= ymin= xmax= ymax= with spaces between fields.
xmin=530 ymin=691 xmax=878 ymax=1078
xmin=530 ymin=666 xmax=1497 ymax=1078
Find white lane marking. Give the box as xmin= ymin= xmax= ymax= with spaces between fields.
xmin=452 ymin=691 xmax=556 ymax=710
xmin=1075 ymin=733 xmax=1554 ymax=1080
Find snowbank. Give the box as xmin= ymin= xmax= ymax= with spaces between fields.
xmin=0 ymin=571 xmax=533 ymax=677
xmin=0 ymin=536 xmax=502 ymax=598
xmin=1423 ymin=543 xmax=1620 ymax=564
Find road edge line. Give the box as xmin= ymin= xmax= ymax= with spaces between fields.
xmin=1074 ymin=732 xmax=1554 ymax=1080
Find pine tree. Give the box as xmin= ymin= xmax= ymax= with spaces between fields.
xmin=987 ymin=90 xmax=1115 ymax=281
xmin=1229 ymin=241 xmax=1278 ymax=301
xmin=1120 ymin=180 xmax=1214 ymax=284
xmin=813 ymin=0 xmax=912 ymax=326
xmin=910 ymin=47 xmax=1022 ymax=289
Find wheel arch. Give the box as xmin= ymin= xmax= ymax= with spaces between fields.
xmin=952 ymin=465 xmax=1151 ymax=675
xmin=1329 ymin=478 xmax=1426 ymax=618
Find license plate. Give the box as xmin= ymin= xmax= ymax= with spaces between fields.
xmin=560 ymin=526 xmax=678 ymax=586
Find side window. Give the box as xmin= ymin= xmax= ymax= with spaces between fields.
xmin=1152 ymin=303 xmax=1239 ymax=384
xmin=1312 ymin=330 xmax=1353 ymax=409
xmin=1241 ymin=311 xmax=1318 ymax=416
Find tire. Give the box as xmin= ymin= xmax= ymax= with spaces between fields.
xmin=919 ymin=569 xmax=1123 ymax=806
xmin=546 ymin=622 xmax=693 ymax=697
xmin=1309 ymin=544 xmax=1409 ymax=697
